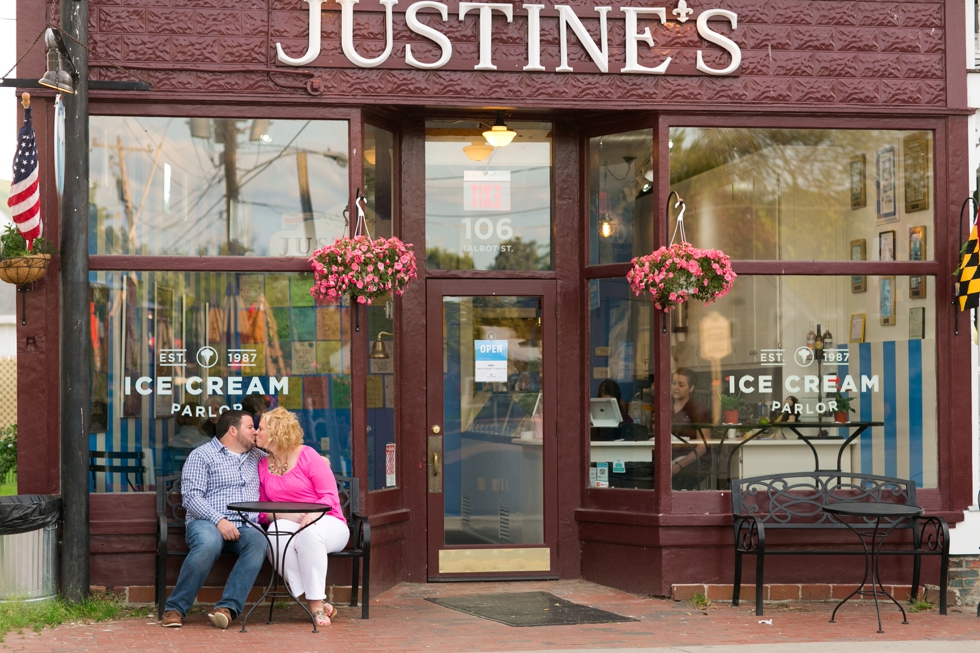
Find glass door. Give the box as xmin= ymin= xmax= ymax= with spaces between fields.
xmin=426 ymin=279 xmax=557 ymax=578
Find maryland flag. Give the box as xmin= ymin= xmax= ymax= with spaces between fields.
xmin=956 ymin=221 xmax=980 ymax=311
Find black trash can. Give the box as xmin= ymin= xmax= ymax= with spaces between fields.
xmin=0 ymin=495 xmax=60 ymax=601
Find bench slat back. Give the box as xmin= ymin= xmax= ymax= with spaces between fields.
xmin=731 ymin=472 xmax=917 ymax=528
xmin=157 ymin=472 xmax=358 ymax=534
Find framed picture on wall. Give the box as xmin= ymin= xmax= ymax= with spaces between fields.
xmin=903 ymin=132 xmax=930 ymax=213
xmin=850 ymin=238 xmax=867 ymax=293
xmin=909 ymin=225 xmax=927 ymax=299
xmin=876 ymin=145 xmax=897 ymax=224
xmin=909 ymin=307 xmax=925 ymax=339
xmin=880 ymin=276 xmax=896 ymax=326
xmin=879 ymin=230 xmax=896 ymax=261
xmin=849 ymin=314 xmax=866 ymax=343
xmin=849 ymin=154 xmax=866 ymax=210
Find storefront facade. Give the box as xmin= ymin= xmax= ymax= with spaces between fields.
xmin=15 ymin=0 xmax=975 ymax=597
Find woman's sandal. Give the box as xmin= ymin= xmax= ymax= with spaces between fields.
xmin=313 ymin=610 xmax=331 ymax=626
xmin=313 ymin=605 xmax=337 ymax=626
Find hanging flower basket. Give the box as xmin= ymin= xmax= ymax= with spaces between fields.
xmin=0 ymin=254 xmax=51 ymax=285
xmin=627 ymin=242 xmax=736 ymax=312
xmin=309 ymin=235 xmax=418 ymax=305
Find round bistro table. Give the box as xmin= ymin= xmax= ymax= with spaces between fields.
xmin=227 ymin=501 xmax=332 ymax=633
xmin=821 ymin=501 xmax=924 ymax=633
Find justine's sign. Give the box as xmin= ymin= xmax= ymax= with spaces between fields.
xmin=277 ymin=0 xmax=741 ymax=76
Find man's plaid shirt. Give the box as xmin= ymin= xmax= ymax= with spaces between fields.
xmin=181 ymin=437 xmax=267 ymax=526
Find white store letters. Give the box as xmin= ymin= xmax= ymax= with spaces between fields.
xmin=277 ymin=0 xmax=741 ymax=76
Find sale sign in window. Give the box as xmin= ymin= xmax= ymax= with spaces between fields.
xmin=463 ymin=171 xmax=511 ymax=211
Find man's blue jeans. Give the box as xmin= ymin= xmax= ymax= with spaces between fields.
xmin=164 ymin=519 xmax=267 ymax=618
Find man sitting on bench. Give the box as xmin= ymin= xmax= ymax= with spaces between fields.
xmin=161 ymin=409 xmax=267 ymax=629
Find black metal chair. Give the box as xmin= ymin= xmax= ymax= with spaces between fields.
xmin=89 ymin=450 xmax=145 ymax=491
xmin=156 ymin=473 xmax=370 ymax=619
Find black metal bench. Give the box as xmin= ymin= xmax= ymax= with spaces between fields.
xmin=731 ymin=471 xmax=949 ymax=616
xmin=156 ymin=473 xmax=370 ymax=620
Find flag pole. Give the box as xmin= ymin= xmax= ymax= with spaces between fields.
xmin=59 ymin=0 xmax=90 ymax=605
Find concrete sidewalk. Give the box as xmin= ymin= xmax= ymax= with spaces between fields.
xmin=1 ymin=580 xmax=977 ymax=652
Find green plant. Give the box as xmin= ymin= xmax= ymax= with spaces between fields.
xmin=0 ymin=591 xmax=145 ymax=642
xmin=720 ymin=394 xmax=743 ymax=411
xmin=908 ymin=591 xmax=935 ymax=613
xmin=0 ymin=224 xmax=56 ymax=259
xmin=0 ymin=424 xmax=16 ymax=484
xmin=689 ymin=593 xmax=711 ymax=609
xmin=832 ymin=392 xmax=854 ymax=414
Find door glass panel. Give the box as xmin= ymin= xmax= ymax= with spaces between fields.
xmin=442 ymin=296 xmax=544 ymax=545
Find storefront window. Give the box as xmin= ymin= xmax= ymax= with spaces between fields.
xmin=669 ymin=128 xmax=934 ymax=261
xmin=587 ymin=278 xmax=656 ymax=490
xmin=669 ymin=275 xmax=937 ymax=491
xmin=89 ymin=117 xmax=349 ymax=257
xmin=364 ymin=124 xmax=398 ymax=491
xmin=425 ymin=120 xmax=552 ymax=271
xmin=88 ymin=271 xmax=352 ymax=492
xmin=589 ymin=130 xmax=655 ymax=265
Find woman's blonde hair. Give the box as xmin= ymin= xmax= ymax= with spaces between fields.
xmin=262 ymin=407 xmax=304 ymax=452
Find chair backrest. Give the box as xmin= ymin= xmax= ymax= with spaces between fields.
xmin=731 ymin=472 xmax=917 ymax=528
xmin=90 ymin=450 xmax=146 ymax=490
xmin=156 ymin=472 xmax=359 ymax=530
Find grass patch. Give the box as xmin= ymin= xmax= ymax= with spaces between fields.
xmin=0 ymin=472 xmax=17 ymax=496
xmin=908 ymin=593 xmax=935 ymax=613
xmin=0 ymin=591 xmax=147 ymax=643
xmin=689 ymin=593 xmax=711 ymax=610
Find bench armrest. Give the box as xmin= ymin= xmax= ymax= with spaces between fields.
xmin=350 ymin=511 xmax=371 ymax=552
xmin=157 ymin=513 xmax=168 ymax=556
xmin=916 ymin=515 xmax=949 ymax=554
xmin=732 ymin=513 xmax=765 ymax=554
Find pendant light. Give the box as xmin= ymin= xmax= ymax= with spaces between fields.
xmin=38 ymin=29 xmax=76 ymax=95
xmin=483 ymin=112 xmax=516 ymax=148
xmin=462 ymin=140 xmax=494 ymax=162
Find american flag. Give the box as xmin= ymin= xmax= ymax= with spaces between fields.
xmin=7 ymin=106 xmax=42 ymax=251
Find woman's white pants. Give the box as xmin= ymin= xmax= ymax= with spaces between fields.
xmin=267 ymin=516 xmax=350 ymax=602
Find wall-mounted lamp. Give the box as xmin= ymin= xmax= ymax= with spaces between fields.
xmin=483 ymin=112 xmax=516 ymax=148
xmin=369 ymin=331 xmax=395 ymax=359
xmin=38 ymin=29 xmax=76 ymax=95
xmin=462 ymin=140 xmax=494 ymax=162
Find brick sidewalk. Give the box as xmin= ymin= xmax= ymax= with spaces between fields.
xmin=2 ymin=580 xmax=978 ymax=653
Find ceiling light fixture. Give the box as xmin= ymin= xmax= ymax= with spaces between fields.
xmin=462 ymin=140 xmax=494 ymax=162
xmin=483 ymin=112 xmax=516 ymax=148
xmin=599 ymin=213 xmax=614 ymax=238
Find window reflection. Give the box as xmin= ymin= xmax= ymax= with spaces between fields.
xmin=587 ymin=279 xmax=655 ymax=490
xmin=89 ymin=117 xmax=349 ymax=257
xmin=88 ymin=271 xmax=352 ymax=492
xmin=589 ymin=130 xmax=654 ymax=265
xmin=669 ymin=128 xmax=934 ymax=261
xmin=669 ymin=276 xmax=936 ymax=491
xmin=425 ymin=120 xmax=552 ymax=271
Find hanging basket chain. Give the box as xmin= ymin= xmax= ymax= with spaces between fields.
xmin=2 ymin=24 xmax=152 ymax=88
xmin=1 ymin=27 xmax=46 ymax=80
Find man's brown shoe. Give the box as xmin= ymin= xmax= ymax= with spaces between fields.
xmin=207 ymin=607 xmax=232 ymax=630
xmin=161 ymin=611 xmax=182 ymax=628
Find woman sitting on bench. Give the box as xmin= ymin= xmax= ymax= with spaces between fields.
xmin=256 ymin=407 xmax=350 ymax=627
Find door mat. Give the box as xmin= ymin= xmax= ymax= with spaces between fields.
xmin=426 ymin=591 xmax=637 ymax=627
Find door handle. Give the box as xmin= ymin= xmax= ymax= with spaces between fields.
xmin=428 ymin=435 xmax=442 ymax=493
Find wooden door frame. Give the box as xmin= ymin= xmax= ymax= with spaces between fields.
xmin=425 ymin=278 xmax=559 ymax=580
